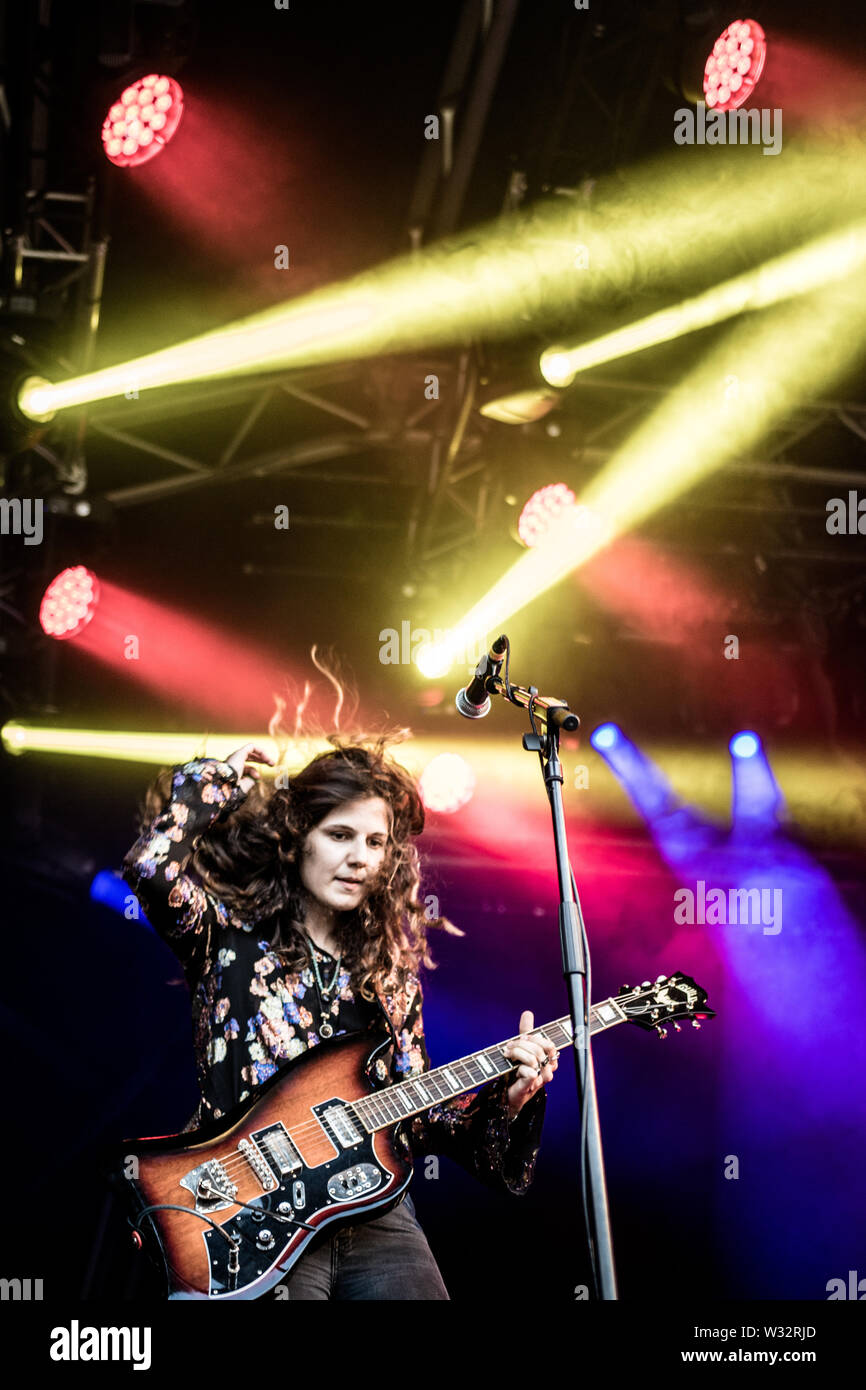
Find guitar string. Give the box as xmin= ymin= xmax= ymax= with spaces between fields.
xmin=192 ymin=999 xmax=646 ymax=1184
xmin=191 ymin=1021 xmax=586 ymax=1188
xmin=197 ymin=988 xmax=694 ymax=1185
xmin=205 ymin=997 xmax=692 ymax=1187
xmin=206 ymin=1035 xmax=572 ymax=1185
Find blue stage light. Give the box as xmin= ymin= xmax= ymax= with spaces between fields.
xmin=730 ymin=731 xmax=760 ymax=759
xmin=591 ymin=722 xmax=621 ymax=751
xmin=90 ymin=869 xmax=152 ymax=929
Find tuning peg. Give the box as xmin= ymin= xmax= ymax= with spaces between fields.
xmin=673 ymin=1022 xmax=681 ymax=1032
xmin=656 ymin=974 xmax=667 ymax=983
xmin=620 ymin=984 xmax=631 ymax=994
xmin=656 ymin=1026 xmax=667 ymax=1039
xmin=691 ymin=1019 xmax=701 ymax=1030
xmin=641 ymin=980 xmax=651 ymax=988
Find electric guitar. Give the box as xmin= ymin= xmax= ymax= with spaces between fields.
xmin=104 ymin=971 xmax=713 ymax=1300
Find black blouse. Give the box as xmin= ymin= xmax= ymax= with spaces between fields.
xmin=121 ymin=757 xmax=546 ymax=1197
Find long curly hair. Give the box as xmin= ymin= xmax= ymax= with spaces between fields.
xmin=138 ymin=729 xmax=464 ymax=1002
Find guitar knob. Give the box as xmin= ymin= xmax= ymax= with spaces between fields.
xmin=692 ymin=1019 xmax=702 ymax=1030
xmin=656 ymin=1026 xmax=667 ymax=1039
xmin=256 ymin=1229 xmax=275 ymax=1249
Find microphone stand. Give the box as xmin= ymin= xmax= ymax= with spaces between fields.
xmin=484 ymin=663 xmax=619 ymax=1301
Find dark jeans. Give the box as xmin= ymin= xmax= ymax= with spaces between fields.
xmin=272 ymin=1194 xmax=450 ymax=1300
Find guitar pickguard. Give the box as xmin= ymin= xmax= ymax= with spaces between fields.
xmin=191 ymin=1111 xmax=399 ymax=1299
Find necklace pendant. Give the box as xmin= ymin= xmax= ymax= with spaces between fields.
xmin=320 ymin=1020 xmax=334 ymax=1038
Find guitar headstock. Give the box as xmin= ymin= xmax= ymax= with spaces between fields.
xmin=618 ymin=972 xmax=715 ymax=1037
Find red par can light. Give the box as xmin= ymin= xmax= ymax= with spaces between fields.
xmin=101 ymin=74 xmax=184 ymax=168
xmin=39 ymin=566 xmax=100 ymax=639
xmin=703 ymin=19 xmax=768 ymax=113
xmin=518 ymin=483 xmax=577 ymax=549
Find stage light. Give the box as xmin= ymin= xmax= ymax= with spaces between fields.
xmin=414 ymin=644 xmax=452 ymax=679
xmin=517 ymin=483 xmax=576 ymax=547
xmin=39 ymin=566 xmax=100 ymax=639
xmin=90 ymin=869 xmax=153 ymax=930
xmin=516 ymin=488 xmax=606 ymax=551
xmin=536 ymin=348 xmax=575 ymax=390
xmin=704 ymin=20 xmax=767 ymax=113
xmin=13 ymin=374 xmax=55 ymax=424
xmin=418 ymin=753 xmax=476 ymax=814
xmin=478 ymin=388 xmax=560 ymax=424
xmin=100 ymin=74 xmax=183 ymax=168
xmin=729 ymin=731 xmax=784 ymax=833
xmin=590 ymin=723 xmax=621 ymax=751
xmin=730 ymin=730 xmax=760 ymax=759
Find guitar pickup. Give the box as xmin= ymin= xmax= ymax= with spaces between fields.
xmin=322 ymin=1105 xmax=363 ymax=1149
xmin=256 ymin=1124 xmax=302 ymax=1176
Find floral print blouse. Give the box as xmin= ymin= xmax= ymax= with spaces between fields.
xmin=121 ymin=758 xmax=546 ymax=1197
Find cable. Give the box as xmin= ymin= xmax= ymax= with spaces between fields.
xmin=129 ymin=1202 xmax=239 ymax=1248
xmin=198 ymin=1182 xmax=317 ymax=1232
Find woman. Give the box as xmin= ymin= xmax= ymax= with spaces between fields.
xmin=121 ymin=734 xmax=557 ymax=1300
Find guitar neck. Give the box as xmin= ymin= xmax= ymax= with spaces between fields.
xmin=355 ymin=993 xmax=629 ymax=1132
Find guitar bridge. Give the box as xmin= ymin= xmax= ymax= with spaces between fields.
xmin=179 ymin=1159 xmax=237 ymax=1214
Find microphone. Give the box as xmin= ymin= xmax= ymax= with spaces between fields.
xmin=455 ymin=635 xmax=508 ymax=719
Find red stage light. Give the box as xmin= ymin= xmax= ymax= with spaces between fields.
xmin=703 ymin=19 xmax=767 ymax=113
xmin=39 ymin=566 xmax=100 ymax=639
xmin=100 ymin=74 xmax=184 ymax=168
xmin=517 ymin=483 xmax=576 ymax=548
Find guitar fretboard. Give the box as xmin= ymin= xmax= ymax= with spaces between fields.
xmin=353 ymin=995 xmax=628 ymax=1132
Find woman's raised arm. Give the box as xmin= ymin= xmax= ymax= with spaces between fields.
xmin=120 ymin=751 xmax=269 ymax=977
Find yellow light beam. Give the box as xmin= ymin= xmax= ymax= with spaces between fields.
xmin=0 ymin=721 xmax=479 ymax=782
xmin=1 ymin=724 xmax=297 ymax=765
xmin=5 ymin=722 xmax=864 ymax=846
xmin=581 ymin=276 xmax=866 ymax=538
xmin=417 ymin=272 xmax=866 ymax=674
xmin=540 ymin=220 xmax=866 ymax=386
xmin=18 ymin=130 xmax=866 ymax=420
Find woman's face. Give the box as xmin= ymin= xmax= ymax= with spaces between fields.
xmin=299 ymin=795 xmax=391 ymax=914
